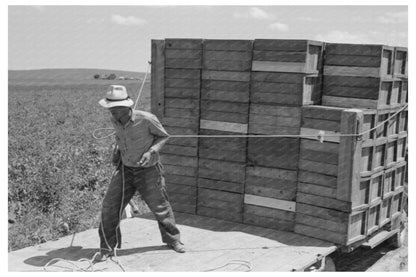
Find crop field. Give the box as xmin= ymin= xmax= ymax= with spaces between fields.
xmin=8 ymin=69 xmax=151 ymax=251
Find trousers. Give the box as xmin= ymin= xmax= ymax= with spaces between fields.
xmin=98 ymin=162 xmax=180 ymax=253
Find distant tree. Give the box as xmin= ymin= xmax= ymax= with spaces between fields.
xmin=93 ymin=74 xmax=100 ymax=79
xmin=108 ymin=73 xmax=117 ymax=80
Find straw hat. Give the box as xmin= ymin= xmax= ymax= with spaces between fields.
xmin=99 ymin=85 xmax=134 ymax=108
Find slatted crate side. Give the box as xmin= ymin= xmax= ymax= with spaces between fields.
xmin=202 ymin=70 xmax=251 ymax=82
xmin=160 ymin=153 xmax=198 ymax=168
xmin=398 ymin=79 xmax=408 ymax=105
xmin=394 ymin=161 xmax=407 ymax=192
xmin=324 ymin=43 xmax=394 ymax=78
xmin=171 ymin=202 xmax=197 ymax=214
xmin=164 ymin=39 xmax=203 ymax=69
xmin=201 ymin=89 xmax=250 ymax=103
xmin=398 ymin=108 xmax=408 ymax=135
xmin=250 ymin=75 xmax=321 ymax=106
xmin=247 ymin=137 xmax=300 ymax=170
xmin=294 ymin=203 xmax=350 ymax=245
xmin=385 ymin=138 xmax=398 ymax=167
xmin=372 ymin=139 xmax=387 ymax=173
xmin=369 ymin=171 xmax=383 ymax=206
xmin=151 ymin=40 xmax=165 ymax=119
xmin=383 ymin=168 xmax=396 ymax=199
xmin=243 ymin=204 xmax=295 ymax=232
xmin=200 ymin=100 xmax=250 ymax=123
xmin=197 ymin=187 xmax=244 ymax=222
xmin=367 ymin=204 xmax=381 ymax=236
xmin=300 ymin=105 xmax=344 ymax=143
xmin=198 ymin=158 xmax=246 ymax=184
xmin=380 ymin=196 xmax=393 ymax=227
xmin=346 ymin=209 xmax=368 ymax=245
xmin=197 ymin=178 xmax=244 ymax=194
xmin=362 ymin=110 xmax=377 ymax=141
xmin=200 ymin=119 xmax=248 ymax=134
xmin=393 ymin=47 xmax=408 ymax=78
xmin=161 ymin=141 xmax=198 ymax=154
xmin=197 ymin=206 xmax=243 ymax=223
xmin=161 ymin=116 xmax=199 ymax=130
xmin=252 ymin=39 xmax=323 ymax=74
xmin=397 ymin=135 xmax=407 ymax=162
xmin=165 ymin=173 xmax=197 ymax=187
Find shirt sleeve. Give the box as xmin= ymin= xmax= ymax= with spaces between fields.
xmin=147 ymin=114 xmax=169 ymax=137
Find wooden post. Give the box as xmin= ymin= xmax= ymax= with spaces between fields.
xmin=337 ymin=109 xmax=363 ymax=202
xmin=151 ymin=40 xmax=165 ymax=118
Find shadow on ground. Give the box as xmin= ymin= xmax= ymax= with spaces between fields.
xmin=24 ymin=245 xmax=171 ymax=267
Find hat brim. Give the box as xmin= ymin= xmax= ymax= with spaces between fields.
xmin=99 ymin=98 xmax=134 ymax=108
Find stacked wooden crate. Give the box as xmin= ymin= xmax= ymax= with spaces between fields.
xmin=197 ymin=40 xmax=252 ymax=222
xmin=244 ymin=39 xmax=323 ymax=231
xmin=295 ymin=43 xmax=408 ymax=246
xmin=157 ymin=39 xmax=203 ymax=214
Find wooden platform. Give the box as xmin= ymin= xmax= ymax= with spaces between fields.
xmin=8 ymin=212 xmax=336 ymax=272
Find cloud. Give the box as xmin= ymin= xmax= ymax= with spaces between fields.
xmin=234 ymin=7 xmax=273 ymax=20
xmin=111 ymin=14 xmax=147 ymax=26
xmin=298 ymin=16 xmax=320 ymax=22
xmin=315 ymin=30 xmax=371 ymax=44
xmin=377 ymin=11 xmax=407 ymax=24
xmin=269 ymin=22 xmax=289 ymax=32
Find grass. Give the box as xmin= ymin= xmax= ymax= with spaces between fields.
xmin=8 ymin=70 xmax=151 ymax=251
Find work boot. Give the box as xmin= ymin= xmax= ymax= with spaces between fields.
xmin=167 ymin=241 xmax=186 ymax=253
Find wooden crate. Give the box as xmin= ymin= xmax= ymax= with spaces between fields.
xmin=394 ymin=161 xmax=407 ymax=192
xmin=393 ymin=47 xmax=408 ymax=78
xmin=203 ymin=39 xmax=253 ymax=71
xmin=200 ymin=100 xmax=249 ymax=124
xmin=243 ymin=204 xmax=295 ymax=232
xmin=245 ymin=166 xmax=298 ymax=201
xmin=249 ymin=104 xmax=301 ymax=135
xmin=198 ymin=158 xmax=246 ymax=184
xmin=380 ymin=196 xmax=393 ymax=227
xmin=199 ymin=129 xmax=247 ymax=163
xmin=367 ymin=204 xmax=381 ymax=235
xmin=383 ymin=168 xmax=396 ymax=199
xmin=385 ymin=138 xmax=398 ymax=167
xmin=248 ymin=138 xmax=300 ymax=170
xmin=197 ymin=188 xmax=243 ymax=222
xmin=252 ymin=39 xmax=324 ymax=74
xmin=322 ymin=76 xmax=402 ymax=109
xmin=294 ymin=203 xmax=368 ymax=245
xmin=251 ymin=73 xmax=321 ymax=106
xmin=324 ymin=43 xmax=394 ymax=78
xmin=165 ymin=38 xmax=202 ymax=69
xmin=397 ymin=135 xmax=407 ymax=162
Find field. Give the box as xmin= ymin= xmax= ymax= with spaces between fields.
xmin=8 ymin=69 xmax=151 ymax=251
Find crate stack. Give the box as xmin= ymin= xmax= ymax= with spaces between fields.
xmin=295 ymin=43 xmax=408 ymax=246
xmin=197 ymin=40 xmax=253 ymax=223
xmin=158 ymin=39 xmax=203 ymax=214
xmin=244 ymin=39 xmax=323 ymax=231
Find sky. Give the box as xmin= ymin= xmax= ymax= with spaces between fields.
xmin=8 ymin=5 xmax=408 ymax=72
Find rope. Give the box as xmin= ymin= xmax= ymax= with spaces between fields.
xmin=204 ymin=260 xmax=252 ymax=272
xmin=93 ymin=104 xmax=407 ymax=141
xmin=133 ymin=62 xmax=151 ymax=110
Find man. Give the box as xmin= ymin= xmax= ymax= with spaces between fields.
xmin=97 ymin=85 xmax=185 ymax=261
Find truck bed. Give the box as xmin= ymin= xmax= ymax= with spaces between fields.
xmin=8 ymin=212 xmax=336 ymax=271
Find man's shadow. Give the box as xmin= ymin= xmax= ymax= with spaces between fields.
xmin=24 ymin=245 xmax=170 ymax=267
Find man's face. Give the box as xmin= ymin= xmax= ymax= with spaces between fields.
xmin=109 ymin=106 xmax=130 ymax=121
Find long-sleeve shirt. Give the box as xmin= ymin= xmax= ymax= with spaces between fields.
xmin=111 ymin=110 xmax=169 ymax=168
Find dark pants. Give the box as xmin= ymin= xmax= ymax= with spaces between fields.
xmin=98 ymin=163 xmax=180 ymax=253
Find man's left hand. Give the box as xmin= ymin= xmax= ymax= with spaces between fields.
xmin=138 ymin=151 xmax=152 ymax=166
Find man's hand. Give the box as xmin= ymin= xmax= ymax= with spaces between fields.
xmin=138 ymin=151 xmax=152 ymax=167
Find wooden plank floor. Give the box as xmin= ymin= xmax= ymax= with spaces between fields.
xmin=8 ymin=212 xmax=336 ymax=272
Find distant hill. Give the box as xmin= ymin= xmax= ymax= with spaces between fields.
xmin=8 ymin=68 xmax=146 ymax=81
